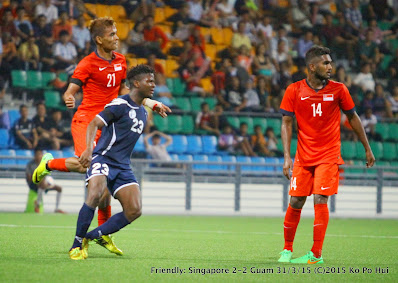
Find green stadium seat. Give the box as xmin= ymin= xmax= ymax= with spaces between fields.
xmin=41 ymin=72 xmax=57 ymax=89
xmin=252 ymin=117 xmax=267 ymax=133
xmin=167 ymin=115 xmax=183 ymax=134
xmin=11 ymin=70 xmax=27 ymax=88
xmin=390 ymin=161 xmax=398 ymax=174
xmin=345 ymin=160 xmax=364 ymax=174
xmin=355 ymin=142 xmax=366 ymax=159
xmin=174 ymin=97 xmax=191 ymax=112
xmin=44 ymin=90 xmax=66 ymax=110
xmin=153 ymin=114 xmax=168 ymax=132
xmin=238 ymin=116 xmax=253 ymax=134
xmin=58 ymin=72 xmax=69 ymax=82
xmin=341 ymin=141 xmax=356 ymax=160
xmin=370 ymin=141 xmax=383 ymax=160
xmin=375 ymin=123 xmax=389 ymax=141
xmin=204 ymin=97 xmax=217 ymax=110
xmin=26 ymin=71 xmax=42 ymax=89
xmin=380 ymin=55 xmax=393 ymax=71
xmin=171 ymin=78 xmax=186 ymax=96
xmin=379 ymin=21 xmax=393 ymax=31
xmin=388 ymin=39 xmax=398 ymax=51
xmin=166 ymin=78 xmax=173 ymax=91
xmin=267 ymin=118 xmax=281 ymax=136
xmin=226 ymin=116 xmax=240 ymax=130
xmin=190 ymin=97 xmax=204 ymax=112
xmin=388 ymin=124 xmax=398 ymax=141
xmin=290 ymin=138 xmax=297 ymax=157
xmin=181 ymin=115 xmax=194 ymax=134
xmin=382 ymin=142 xmax=397 ymax=161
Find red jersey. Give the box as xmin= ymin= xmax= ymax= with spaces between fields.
xmin=280 ymin=79 xmax=355 ymax=166
xmin=71 ymin=51 xmax=127 ymax=122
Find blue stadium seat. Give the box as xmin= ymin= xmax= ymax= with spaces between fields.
xmin=62 ymin=149 xmax=76 ymax=158
xmin=15 ymin=149 xmax=33 ymax=166
xmin=7 ymin=110 xmax=20 ymax=128
xmin=265 ymin=157 xmax=280 ymax=172
xmin=170 ymin=135 xmax=187 ymax=154
xmin=236 ymin=156 xmax=251 ymax=172
xmin=186 ymin=135 xmax=202 ymax=154
xmin=193 ymin=154 xmax=208 ymax=170
xmin=201 ymin=135 xmax=217 ymax=154
xmin=221 ymin=155 xmax=236 ymax=171
xmin=134 ymin=136 xmax=145 ymax=152
xmin=0 ymin=129 xmax=9 ymax=149
xmin=178 ymin=154 xmax=193 ymax=162
xmin=208 ymin=155 xmax=223 ymax=170
xmin=46 ymin=150 xmax=63 ymax=158
xmin=170 ymin=154 xmax=178 ymax=161
xmin=250 ymin=157 xmax=266 ymax=172
xmin=0 ymin=149 xmax=16 ymax=166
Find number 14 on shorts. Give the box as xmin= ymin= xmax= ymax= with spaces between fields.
xmin=290 ymin=177 xmax=297 ymax=190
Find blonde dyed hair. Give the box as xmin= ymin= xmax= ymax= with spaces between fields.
xmin=88 ymin=17 xmax=116 ymax=44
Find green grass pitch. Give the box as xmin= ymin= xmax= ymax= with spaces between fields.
xmin=0 ymin=213 xmax=397 ymax=282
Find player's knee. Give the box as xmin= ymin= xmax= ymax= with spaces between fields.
xmin=86 ymin=190 xmax=102 ymax=207
xmin=290 ymin=196 xmax=306 ymax=209
xmin=125 ymin=207 xmax=142 ymax=222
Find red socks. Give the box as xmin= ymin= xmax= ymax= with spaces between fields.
xmin=283 ymin=204 xmax=302 ymax=252
xmin=47 ymin=158 xmax=69 ymax=172
xmin=98 ymin=205 xmax=112 ymax=226
xmin=311 ymin=203 xmax=329 ymax=258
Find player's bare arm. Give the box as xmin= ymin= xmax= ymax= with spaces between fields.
xmin=143 ymin=98 xmax=172 ymax=118
xmin=281 ymin=115 xmax=293 ymax=180
xmin=63 ymin=83 xmax=81 ymax=108
xmin=79 ymin=116 xmax=105 ymax=168
xmin=346 ymin=111 xmax=375 ymax=168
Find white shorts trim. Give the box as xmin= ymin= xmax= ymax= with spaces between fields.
xmin=85 ymin=174 xmax=106 ymax=187
xmin=113 ymin=182 xmax=139 ymax=197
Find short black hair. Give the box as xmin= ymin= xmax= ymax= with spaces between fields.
xmin=59 ymin=30 xmax=69 ymax=37
xmin=127 ymin=64 xmax=154 ymax=87
xmin=305 ymin=45 xmax=331 ymax=66
xmin=19 ymin=104 xmax=27 ymax=111
xmin=201 ymin=102 xmax=208 ymax=109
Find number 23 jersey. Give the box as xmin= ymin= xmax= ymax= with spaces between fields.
xmin=94 ymin=95 xmax=147 ymax=166
xmin=280 ymin=79 xmax=355 ymax=166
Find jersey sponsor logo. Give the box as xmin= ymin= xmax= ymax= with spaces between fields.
xmin=320 ymin=186 xmax=330 ymax=190
xmin=301 ymin=96 xmax=310 ymax=100
xmin=99 ymin=67 xmax=107 ymax=71
xmin=114 ymin=63 xmax=122 ymax=71
xmin=323 ymin=94 xmax=334 ymax=101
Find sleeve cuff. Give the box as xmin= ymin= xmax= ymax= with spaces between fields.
xmin=96 ymin=114 xmax=108 ymax=127
xmin=70 ymin=78 xmax=83 ymax=87
xmin=280 ymin=109 xmax=294 ymax=117
xmin=343 ymin=107 xmax=355 ymax=115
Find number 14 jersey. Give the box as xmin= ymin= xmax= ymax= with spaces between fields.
xmin=280 ymin=79 xmax=355 ymax=166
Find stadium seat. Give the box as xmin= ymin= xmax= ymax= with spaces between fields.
xmin=186 ymin=135 xmax=202 ymax=154
xmin=355 ymin=142 xmax=366 ymax=159
xmin=226 ymin=116 xmax=240 ymax=130
xmin=344 ymin=160 xmax=364 ymax=174
xmin=170 ymin=135 xmax=187 ymax=154
xmin=96 ymin=4 xmax=110 ymax=18
xmin=388 ymin=123 xmax=398 ymax=141
xmin=15 ymin=149 xmax=33 ymax=166
xmin=117 ymin=21 xmax=130 ymax=41
xmin=41 ymin=72 xmax=57 ymax=89
xmin=154 ymin=7 xmax=166 ymax=23
xmin=174 ymin=97 xmax=191 ymax=112
xmin=134 ymin=136 xmax=145 ymax=152
xmin=109 ymin=5 xmax=126 ymax=20
xmin=204 ymin=97 xmax=217 ymax=110
xmin=250 ymin=156 xmax=266 ymax=172
xmin=167 ymin=115 xmax=183 ymax=134
xmin=236 ymin=156 xmax=251 ymax=172
xmin=370 ymin=141 xmax=383 ymax=160
xmin=7 ymin=110 xmax=20 ymax=128
xmin=204 ymin=44 xmax=217 ymax=60
xmin=46 ymin=150 xmax=63 ymax=158
xmin=181 ymin=115 xmax=194 ymax=134
xmin=190 ymin=97 xmax=204 ymax=112
xmin=201 ymin=135 xmax=217 ymax=154
xmin=26 ymin=71 xmax=42 ymax=89
xmin=290 ymin=139 xmax=298 ymax=157
xmin=177 ymin=154 xmax=193 ymax=162
xmin=170 ymin=154 xmax=178 ymax=161
xmin=382 ymin=142 xmax=396 ymax=161
xmin=44 ymin=90 xmax=64 ymax=109
xmin=0 ymin=149 xmax=16 ymax=166
xmin=210 ymin=27 xmax=225 ymax=45
xmin=375 ymin=123 xmax=389 ymax=140
xmin=341 ymin=141 xmax=356 ymax=160
xmin=223 ymin=28 xmax=233 ymax=44
xmin=153 ymin=114 xmax=168 ymax=132
xmin=84 ymin=3 xmax=97 ymax=15
xmin=267 ymin=118 xmax=281 ymax=136
xmin=201 ymin=77 xmax=214 ymax=93
xmin=380 ymin=55 xmax=393 ymax=71
xmin=238 ymin=117 xmax=253 ymax=134
xmin=0 ymin=130 xmax=9 ymax=149
xmin=165 ymin=60 xmax=179 ymax=78
xmin=62 ymin=149 xmax=76 ymax=158
xmin=265 ymin=157 xmax=281 ymax=172
xmin=11 ymin=70 xmax=27 ymax=88
xmin=208 ymin=155 xmax=223 ymax=170
xmin=193 ymin=154 xmax=208 ymax=170
xmin=252 ymin=117 xmax=267 ymax=133
xmin=170 ymin=77 xmax=185 ymax=96
xmin=221 ymin=155 xmax=236 ymax=171
xmin=58 ymin=72 xmax=69 ymax=82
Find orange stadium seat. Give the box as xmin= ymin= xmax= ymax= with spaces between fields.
xmin=126 ymin=57 xmax=138 ymax=68
xmin=110 ymin=5 xmax=126 ymax=20
xmin=137 ymin=58 xmax=147 ymax=65
xmin=200 ymin=78 xmax=213 ymax=93
xmin=117 ymin=21 xmax=129 ymax=40
xmin=277 ymin=0 xmax=290 ymax=8
xmin=223 ymin=28 xmax=233 ymax=45
xmin=157 ymin=24 xmax=171 ymax=36
xmin=84 ymin=3 xmax=97 ymax=16
xmin=96 ymin=4 xmax=110 ymax=18
xmin=155 ymin=59 xmax=166 ymax=72
xmin=165 ymin=59 xmax=179 ymax=78
xmin=164 ymin=6 xmax=178 ymax=19
xmin=154 ymin=8 xmax=165 ymax=23
xmin=204 ymin=44 xmax=217 ymax=60
xmin=210 ymin=28 xmax=225 ymax=45
xmin=200 ymin=27 xmax=211 ymax=42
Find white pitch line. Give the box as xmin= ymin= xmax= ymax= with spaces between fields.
xmin=0 ymin=224 xmax=397 ymax=239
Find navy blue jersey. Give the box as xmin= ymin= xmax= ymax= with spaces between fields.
xmin=94 ymin=94 xmax=147 ymax=166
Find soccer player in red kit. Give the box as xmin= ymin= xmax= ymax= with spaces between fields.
xmin=32 ymin=17 xmax=170 ymax=257
xmin=278 ymin=46 xmax=375 ymax=264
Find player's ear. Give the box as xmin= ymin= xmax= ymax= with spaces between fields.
xmin=95 ymin=35 xmax=102 ymax=45
xmin=133 ymin=80 xmax=140 ymax=88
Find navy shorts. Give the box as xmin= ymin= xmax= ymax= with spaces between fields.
xmin=85 ymin=155 xmax=139 ymax=197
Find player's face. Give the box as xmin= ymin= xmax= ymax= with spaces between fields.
xmin=100 ymin=26 xmax=119 ymax=51
xmin=138 ymin=73 xmax=155 ymax=98
xmin=313 ymin=54 xmax=332 ymax=80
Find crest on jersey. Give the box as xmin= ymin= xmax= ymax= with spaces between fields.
xmin=114 ymin=63 xmax=122 ymax=71
xmin=323 ymin=94 xmax=334 ymax=101
xmin=129 ymin=109 xmax=136 ymax=119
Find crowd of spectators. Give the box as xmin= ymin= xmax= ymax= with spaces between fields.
xmin=1 ymin=0 xmax=398 ymax=154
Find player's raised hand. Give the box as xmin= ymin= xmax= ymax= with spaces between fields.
xmin=79 ymin=148 xmax=92 ymax=168
xmin=283 ymin=156 xmax=293 ymax=180
xmin=64 ymin=94 xmax=75 ymax=108
xmin=154 ymin=104 xmax=172 ymax=118
xmin=365 ymin=149 xmax=375 ymax=168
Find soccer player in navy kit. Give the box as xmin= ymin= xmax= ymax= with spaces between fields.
xmin=69 ymin=65 xmax=169 ymax=260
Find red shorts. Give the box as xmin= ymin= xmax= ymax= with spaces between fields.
xmin=71 ymin=119 xmax=101 ymax=157
xmin=289 ymin=163 xmax=339 ymax=196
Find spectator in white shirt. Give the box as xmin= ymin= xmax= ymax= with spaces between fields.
xmin=53 ymin=30 xmax=77 ymax=73
xmin=71 ymin=15 xmax=91 ymax=56
xmin=35 ymin=0 xmax=58 ymax=24
xmin=144 ymin=130 xmax=173 ymax=163
xmin=353 ymin=63 xmax=375 ymax=92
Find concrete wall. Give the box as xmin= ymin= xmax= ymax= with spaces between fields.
xmin=0 ymin=178 xmax=397 ymax=218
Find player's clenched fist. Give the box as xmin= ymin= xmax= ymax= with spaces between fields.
xmin=64 ymin=94 xmax=75 ymax=108
xmin=79 ymin=148 xmax=92 ymax=168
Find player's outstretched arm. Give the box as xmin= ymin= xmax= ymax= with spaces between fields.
xmin=281 ymin=115 xmax=293 ymax=179
xmin=63 ymin=83 xmax=81 ymax=108
xmin=79 ymin=116 xmax=105 ymax=168
xmin=143 ymin=98 xmax=172 ymax=118
xmin=346 ymin=111 xmax=375 ymax=168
